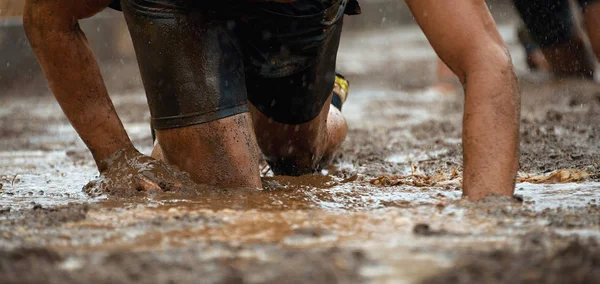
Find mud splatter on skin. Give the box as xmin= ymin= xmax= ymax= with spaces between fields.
xmin=82 ymin=147 xmax=205 ymax=198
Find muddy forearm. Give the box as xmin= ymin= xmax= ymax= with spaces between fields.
xmin=24 ymin=13 xmax=132 ymax=168
xmin=406 ymin=0 xmax=520 ymax=200
xmin=461 ymin=60 xmax=520 ymax=200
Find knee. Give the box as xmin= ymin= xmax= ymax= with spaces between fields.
xmin=456 ymin=41 xmax=515 ymax=85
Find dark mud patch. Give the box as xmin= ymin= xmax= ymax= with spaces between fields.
xmin=340 ymin=78 xmax=600 ymax=184
xmin=542 ymin=204 xmax=600 ymax=228
xmin=412 ymin=223 xmax=450 ymax=237
xmin=283 ymin=227 xmax=338 ymax=246
xmin=0 ymin=203 xmax=90 ymax=228
xmin=410 ymin=120 xmax=461 ymax=142
xmin=263 ymin=175 xmax=338 ymax=189
xmin=519 ymin=80 xmax=600 ymax=180
xmin=450 ymin=195 xmax=600 ymax=229
xmin=0 ymin=245 xmax=368 ymax=284
xmin=335 ymin=125 xmax=462 ymax=178
xmin=423 ymin=237 xmax=600 ymax=284
xmin=0 ymin=204 xmax=91 ymax=247
xmin=519 ymin=117 xmax=600 ymax=180
xmin=454 ymin=194 xmax=523 ymax=208
xmin=334 ymin=128 xmax=396 ymax=176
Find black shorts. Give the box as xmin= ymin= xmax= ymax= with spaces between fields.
xmin=514 ymin=0 xmax=600 ymax=48
xmin=112 ymin=0 xmax=358 ymax=129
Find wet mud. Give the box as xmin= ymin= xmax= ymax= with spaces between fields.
xmin=0 ymin=245 xmax=367 ymax=284
xmin=519 ymin=80 xmax=600 ymax=179
xmin=423 ymin=235 xmax=600 ymax=284
xmin=1 ymin=20 xmax=600 ymax=283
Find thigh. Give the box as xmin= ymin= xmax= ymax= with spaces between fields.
xmin=242 ymin=0 xmax=346 ymax=125
xmin=121 ymin=0 xmax=248 ymax=130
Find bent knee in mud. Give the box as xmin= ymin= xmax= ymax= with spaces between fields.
xmin=267 ymin=155 xmax=321 ymax=176
xmin=259 ymin=128 xmax=329 ymax=176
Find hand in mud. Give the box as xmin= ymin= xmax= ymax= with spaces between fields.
xmin=83 ymin=147 xmax=188 ymax=197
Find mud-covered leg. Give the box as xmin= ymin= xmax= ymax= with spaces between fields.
xmin=244 ymin=1 xmax=348 ymax=176
xmin=123 ymin=2 xmax=261 ymax=188
xmin=154 ymin=114 xmax=261 ymax=188
xmin=250 ymin=94 xmax=347 ymax=176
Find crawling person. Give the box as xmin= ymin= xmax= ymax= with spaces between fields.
xmin=24 ymin=0 xmax=519 ymax=201
xmin=24 ymin=0 xmax=356 ymax=191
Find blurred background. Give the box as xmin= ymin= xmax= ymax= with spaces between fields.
xmin=0 ymin=0 xmax=519 ymax=98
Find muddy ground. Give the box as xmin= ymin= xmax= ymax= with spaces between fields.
xmin=1 ymin=6 xmax=600 ymax=284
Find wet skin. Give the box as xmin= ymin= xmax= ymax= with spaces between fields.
xmin=406 ymin=0 xmax=520 ymax=201
xmin=25 ymin=0 xmax=518 ymax=201
xmin=151 ymin=94 xmax=347 ymax=184
xmin=247 ymin=95 xmax=348 ymax=176
xmin=23 ymin=0 xmax=185 ymax=193
xmin=152 ymin=113 xmax=263 ymax=189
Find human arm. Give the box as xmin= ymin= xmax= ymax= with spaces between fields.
xmin=405 ymin=0 xmax=520 ymax=200
xmin=23 ymin=0 xmax=183 ymax=192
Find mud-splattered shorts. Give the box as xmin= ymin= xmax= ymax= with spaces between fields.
xmin=110 ymin=0 xmax=359 ymax=129
xmin=514 ymin=0 xmax=600 ymax=48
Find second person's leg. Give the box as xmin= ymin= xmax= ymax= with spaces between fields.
xmin=514 ymin=0 xmax=595 ymax=78
xmin=243 ymin=0 xmax=350 ymax=175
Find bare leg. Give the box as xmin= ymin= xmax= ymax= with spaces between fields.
xmin=153 ymin=113 xmax=262 ymax=188
xmin=250 ymin=94 xmax=347 ymax=175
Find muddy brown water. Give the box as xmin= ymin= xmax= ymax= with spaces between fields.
xmin=1 ymin=24 xmax=600 ymax=283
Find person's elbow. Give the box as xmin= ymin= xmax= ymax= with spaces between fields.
xmin=455 ymin=41 xmax=516 ymax=86
xmin=23 ymin=1 xmax=72 ymax=50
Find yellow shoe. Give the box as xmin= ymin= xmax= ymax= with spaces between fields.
xmin=332 ymin=73 xmax=349 ymax=110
